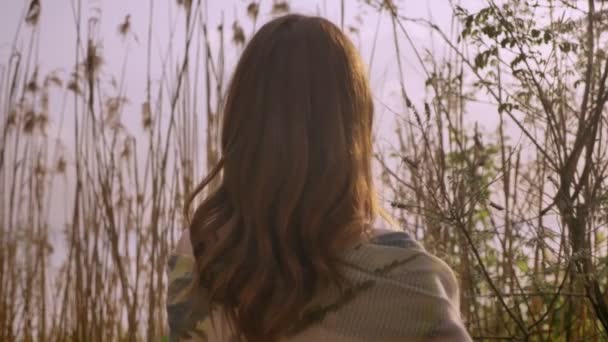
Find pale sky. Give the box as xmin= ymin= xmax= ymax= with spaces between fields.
xmin=1 ymin=0 xmax=498 ymax=246
xmin=1 ymin=0 xmax=493 ymax=140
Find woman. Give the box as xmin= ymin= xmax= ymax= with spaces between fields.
xmin=167 ymin=14 xmax=471 ymax=342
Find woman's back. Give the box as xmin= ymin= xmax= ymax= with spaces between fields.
xmin=170 ymin=13 xmax=471 ymax=342
xmin=167 ymin=230 xmax=471 ymax=341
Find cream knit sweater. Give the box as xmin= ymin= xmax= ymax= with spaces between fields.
xmin=166 ymin=230 xmax=472 ymax=341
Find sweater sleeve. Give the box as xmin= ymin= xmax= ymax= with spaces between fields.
xmin=370 ymin=230 xmax=471 ymax=341
xmin=422 ymin=254 xmax=472 ymax=342
xmin=166 ymin=254 xmax=210 ymax=341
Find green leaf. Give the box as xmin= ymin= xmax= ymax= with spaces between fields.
xmin=465 ymin=15 xmax=474 ymax=30
xmin=517 ymin=259 xmax=529 ymax=273
xmin=543 ymin=30 xmax=553 ymax=44
xmin=597 ymin=231 xmax=606 ymax=244
xmin=531 ymin=29 xmax=540 ymax=38
xmin=481 ymin=25 xmax=499 ymax=38
xmin=425 ymin=73 xmax=436 ymax=87
xmin=510 ymin=53 xmax=526 ymax=68
xmin=498 ymin=103 xmax=513 ymax=114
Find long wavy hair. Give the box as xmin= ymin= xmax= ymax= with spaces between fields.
xmin=187 ymin=14 xmax=378 ymax=341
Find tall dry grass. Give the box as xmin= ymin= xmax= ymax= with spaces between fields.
xmin=0 ymin=0 xmax=237 ymax=339
xmin=1 ymin=0 xmax=607 ymax=341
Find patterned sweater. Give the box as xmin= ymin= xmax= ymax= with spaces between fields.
xmin=166 ymin=230 xmax=472 ymax=341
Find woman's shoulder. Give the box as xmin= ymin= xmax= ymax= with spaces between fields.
xmin=335 ymin=230 xmax=468 ymax=340
xmin=352 ymin=229 xmax=459 ymax=303
xmin=369 ymin=228 xmax=420 ymax=249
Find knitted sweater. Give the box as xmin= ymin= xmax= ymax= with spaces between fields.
xmin=166 ymin=230 xmax=472 ymax=341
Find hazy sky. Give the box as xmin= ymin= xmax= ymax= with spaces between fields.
xmin=1 ymin=0 xmax=493 ymax=141
xmin=1 ymin=0 xmax=509 ymax=269
xmin=1 ymin=0 xmax=499 ymax=239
